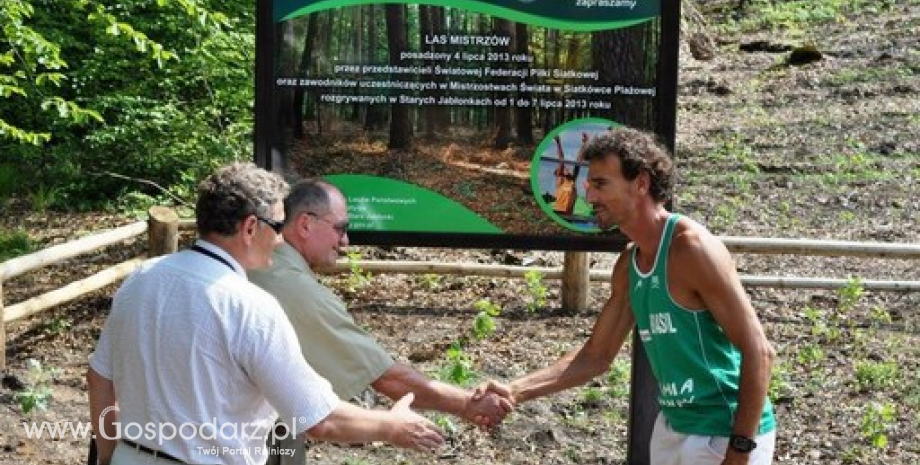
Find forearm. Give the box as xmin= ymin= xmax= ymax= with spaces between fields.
xmin=87 ymin=368 xmax=118 ymax=464
xmin=511 ymin=348 xmax=607 ymax=404
xmin=306 ymin=402 xmax=393 ymax=444
xmin=372 ymin=363 xmax=469 ymax=415
xmin=732 ymin=343 xmax=775 ymax=437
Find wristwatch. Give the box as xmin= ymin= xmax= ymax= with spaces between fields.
xmin=729 ymin=434 xmax=757 ymax=453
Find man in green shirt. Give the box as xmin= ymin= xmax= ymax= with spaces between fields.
xmin=476 ymin=127 xmax=776 ymax=465
xmin=251 ymin=179 xmax=512 ymax=465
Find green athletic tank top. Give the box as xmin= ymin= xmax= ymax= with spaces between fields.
xmin=629 ymin=213 xmax=775 ymax=436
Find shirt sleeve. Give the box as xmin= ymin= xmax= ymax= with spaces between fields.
xmin=253 ymin=267 xmax=395 ymax=400
xmin=236 ymin=295 xmax=340 ymax=435
xmin=88 ymin=290 xmax=122 ymax=379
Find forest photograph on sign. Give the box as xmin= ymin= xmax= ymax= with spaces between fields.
xmin=259 ymin=0 xmax=678 ymax=250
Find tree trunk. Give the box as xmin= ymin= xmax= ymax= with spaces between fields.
xmin=513 ymin=22 xmax=534 ymax=146
xmin=592 ymin=22 xmax=659 ymax=130
xmin=364 ymin=5 xmax=385 ymax=130
xmin=488 ymin=18 xmax=514 ymax=149
xmin=419 ymin=5 xmax=436 ymax=139
xmin=385 ymin=5 xmax=412 ymax=150
xmin=293 ymin=14 xmax=319 ymax=139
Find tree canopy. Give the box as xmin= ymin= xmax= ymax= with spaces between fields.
xmin=0 ymin=0 xmax=254 ymax=211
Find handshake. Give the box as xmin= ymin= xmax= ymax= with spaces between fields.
xmin=463 ymin=379 xmax=518 ymax=429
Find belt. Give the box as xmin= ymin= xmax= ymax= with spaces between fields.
xmin=121 ymin=438 xmax=184 ymax=463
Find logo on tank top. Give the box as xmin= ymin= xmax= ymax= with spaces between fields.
xmin=650 ymin=312 xmax=678 ymax=335
xmin=660 ymin=378 xmax=696 ymax=407
xmin=651 ymin=276 xmax=660 ymax=289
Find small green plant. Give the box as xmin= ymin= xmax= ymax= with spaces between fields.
xmin=432 ymin=414 xmax=458 ymax=437
xmin=345 ymin=251 xmax=372 ymax=292
xmin=855 ymin=360 xmax=898 ymax=391
xmin=472 ymin=299 xmax=501 ymax=340
xmin=417 ymin=273 xmax=442 ymax=291
xmin=580 ymin=386 xmax=604 ymax=407
xmin=712 ymin=203 xmax=739 ymax=231
xmin=868 ymin=305 xmax=891 ymax=326
xmin=30 ymin=184 xmax=61 ymax=212
xmin=524 ymin=270 xmax=548 ymax=312
xmin=45 ymin=315 xmax=72 ymax=335
xmin=0 ymin=229 xmax=33 ymax=261
xmin=15 ymin=359 xmax=60 ymax=415
xmin=860 ymin=401 xmax=895 ymax=449
xmin=768 ymin=359 xmax=793 ymax=402
xmin=797 ymin=344 xmax=825 ymax=367
xmin=837 ymin=277 xmax=865 ymax=313
xmin=438 ymin=342 xmax=477 ymax=387
xmin=837 ymin=210 xmax=857 ymax=224
xmin=605 ymin=359 xmax=631 ymax=399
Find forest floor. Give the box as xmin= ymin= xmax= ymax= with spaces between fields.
xmin=1 ymin=1 xmax=919 ymax=464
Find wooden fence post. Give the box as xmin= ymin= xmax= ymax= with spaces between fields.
xmin=561 ymin=251 xmax=590 ymax=312
xmin=148 ymin=206 xmax=179 ymax=257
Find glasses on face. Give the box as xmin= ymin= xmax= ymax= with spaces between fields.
xmin=307 ymin=212 xmax=349 ymax=236
xmin=255 ymin=215 xmax=284 ymax=234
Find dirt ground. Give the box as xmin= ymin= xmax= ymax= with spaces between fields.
xmin=1 ymin=1 xmax=919 ymax=464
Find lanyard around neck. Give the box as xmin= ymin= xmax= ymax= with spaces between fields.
xmin=190 ymin=245 xmax=236 ymax=272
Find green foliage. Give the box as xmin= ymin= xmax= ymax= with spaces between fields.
xmin=0 ymin=229 xmax=33 ymax=261
xmin=722 ymin=0 xmax=904 ymax=35
xmin=860 ymin=402 xmax=895 ymax=449
xmin=45 ymin=315 xmax=72 ymax=335
xmin=15 ymin=359 xmax=60 ymax=415
xmin=437 ymin=342 xmax=477 ymax=387
xmin=0 ymin=0 xmax=254 ymax=209
xmin=855 ymin=361 xmax=899 ymax=392
xmin=868 ymin=305 xmax=892 ymax=327
xmin=416 ymin=273 xmax=442 ymax=291
xmin=471 ymin=299 xmax=501 ymax=340
xmin=604 ymin=359 xmax=630 ymax=399
xmin=524 ymin=270 xmax=548 ymax=312
xmin=796 ymin=344 xmax=825 ymax=368
xmin=768 ymin=359 xmax=793 ymax=402
xmin=837 ymin=277 xmax=864 ymax=313
xmin=432 ymin=414 xmax=458 ymax=437
xmin=580 ymin=386 xmax=604 ymax=407
xmin=0 ymin=163 xmax=20 ymax=198
xmin=345 ymin=251 xmax=372 ymax=292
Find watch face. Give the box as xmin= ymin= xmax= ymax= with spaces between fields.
xmin=729 ymin=435 xmax=757 ymax=453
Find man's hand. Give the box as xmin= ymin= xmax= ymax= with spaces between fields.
xmin=386 ymin=393 xmax=446 ymax=452
xmin=462 ymin=388 xmax=514 ymax=429
xmin=469 ymin=380 xmax=516 ymax=426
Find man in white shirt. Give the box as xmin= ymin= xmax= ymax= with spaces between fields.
xmin=87 ymin=162 xmax=443 ymax=465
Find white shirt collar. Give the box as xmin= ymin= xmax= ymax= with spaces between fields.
xmin=193 ymin=239 xmax=246 ymax=276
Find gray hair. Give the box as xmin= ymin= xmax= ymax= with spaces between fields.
xmin=195 ymin=162 xmax=289 ymax=236
xmin=284 ymin=179 xmax=335 ymax=224
xmin=582 ymin=127 xmax=674 ymax=202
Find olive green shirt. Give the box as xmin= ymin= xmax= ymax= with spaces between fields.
xmin=249 ymin=242 xmax=394 ymax=400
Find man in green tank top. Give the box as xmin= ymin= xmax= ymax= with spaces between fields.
xmin=476 ymin=127 xmax=776 ymax=464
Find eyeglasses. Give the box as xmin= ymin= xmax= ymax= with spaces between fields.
xmin=307 ymin=212 xmax=349 ymax=236
xmin=255 ymin=215 xmax=284 ymax=234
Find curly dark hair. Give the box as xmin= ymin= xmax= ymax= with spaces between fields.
xmin=581 ymin=127 xmax=674 ymax=202
xmin=195 ymin=162 xmax=289 ymax=236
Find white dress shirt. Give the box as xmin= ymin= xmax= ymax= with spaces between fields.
xmin=90 ymin=240 xmax=339 ymax=465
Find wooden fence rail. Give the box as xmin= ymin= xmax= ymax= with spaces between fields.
xmin=330 ymin=260 xmax=920 ymax=292
xmin=1 ymin=206 xmax=919 ymax=369
xmin=0 ymin=207 xmax=179 ymax=369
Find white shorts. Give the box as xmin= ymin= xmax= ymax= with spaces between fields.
xmin=650 ymin=413 xmax=776 ymax=465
